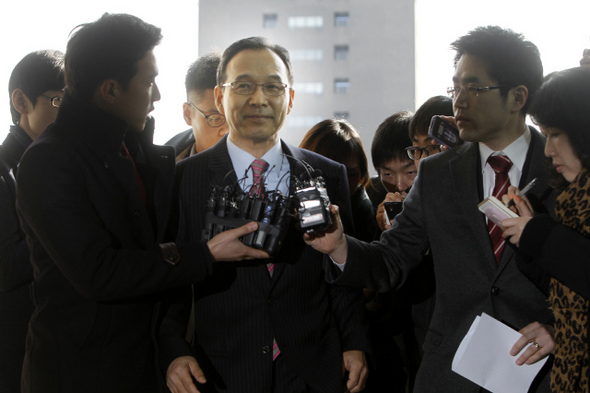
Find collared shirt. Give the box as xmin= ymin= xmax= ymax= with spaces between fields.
xmin=226 ymin=137 xmax=290 ymax=196
xmin=479 ymin=126 xmax=531 ymax=199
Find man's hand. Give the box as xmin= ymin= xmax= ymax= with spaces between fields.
xmin=167 ymin=356 xmax=206 ymax=393
xmin=303 ymin=204 xmax=348 ymax=265
xmin=342 ymin=350 xmax=368 ymax=393
xmin=376 ymin=192 xmax=406 ymax=231
xmin=207 ymin=222 xmax=269 ymax=261
xmin=510 ymin=322 xmax=555 ymax=366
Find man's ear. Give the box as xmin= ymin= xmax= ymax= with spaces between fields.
xmin=183 ymin=102 xmax=193 ymax=126
xmin=96 ymin=79 xmax=120 ymax=104
xmin=11 ymin=88 xmax=31 ymax=115
xmin=511 ymin=85 xmax=528 ymax=114
xmin=214 ymin=85 xmax=225 ymax=115
xmin=287 ymin=88 xmax=295 ymax=115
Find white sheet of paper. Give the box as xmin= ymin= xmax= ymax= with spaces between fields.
xmin=452 ymin=313 xmax=548 ymax=393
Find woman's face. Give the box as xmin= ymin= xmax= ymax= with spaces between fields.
xmin=343 ymin=155 xmax=362 ymax=197
xmin=542 ymin=126 xmax=583 ymax=183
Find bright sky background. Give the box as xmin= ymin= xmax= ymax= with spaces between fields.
xmin=1 ymin=0 xmax=589 ymax=144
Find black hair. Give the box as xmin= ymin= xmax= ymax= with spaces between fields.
xmin=8 ymin=50 xmax=65 ymax=124
xmin=409 ymin=96 xmax=453 ymax=140
xmin=185 ymin=52 xmax=221 ymax=100
xmin=529 ymin=67 xmax=590 ymax=187
xmin=371 ymin=111 xmax=413 ymax=173
xmin=217 ymin=37 xmax=293 ymax=86
xmin=299 ymin=118 xmax=369 ymax=187
xmin=65 ymin=13 xmax=162 ymax=101
xmin=450 ymin=26 xmax=542 ymax=113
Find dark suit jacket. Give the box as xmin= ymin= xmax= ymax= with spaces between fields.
xmin=336 ymin=128 xmax=556 ymax=393
xmin=165 ymin=128 xmax=194 ymax=161
xmin=159 ymin=136 xmax=369 ymax=393
xmin=0 ymin=125 xmax=34 ymax=392
xmin=16 ymin=93 xmax=213 ymax=393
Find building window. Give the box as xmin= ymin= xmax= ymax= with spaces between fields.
xmin=263 ymin=14 xmax=278 ymax=28
xmin=292 ymin=82 xmax=324 ymax=95
xmin=334 ymin=12 xmax=349 ymax=27
xmin=290 ymin=49 xmax=323 ymax=62
xmin=334 ymin=45 xmax=349 ymax=60
xmin=288 ymin=16 xmax=324 ymax=29
xmin=334 ymin=112 xmax=350 ymax=121
xmin=334 ymin=78 xmax=350 ymax=94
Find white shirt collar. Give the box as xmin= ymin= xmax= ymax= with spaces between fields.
xmin=479 ymin=126 xmax=531 ymax=173
xmin=226 ymin=137 xmax=286 ymax=191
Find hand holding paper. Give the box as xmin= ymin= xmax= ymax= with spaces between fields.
xmin=452 ymin=313 xmax=549 ymax=393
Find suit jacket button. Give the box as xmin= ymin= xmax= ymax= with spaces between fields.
xmin=267 ymin=299 xmax=273 ymax=306
xmin=104 ymin=161 xmax=110 ymax=169
xmin=262 ymin=346 xmax=271 ymax=354
xmin=131 ymin=209 xmax=142 ymax=218
xmin=491 ymin=287 xmax=499 ymax=296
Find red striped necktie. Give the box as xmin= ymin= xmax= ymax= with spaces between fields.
xmin=487 ymin=155 xmax=513 ymax=264
xmin=249 ymin=159 xmax=280 ymax=359
xmin=249 ymin=159 xmax=269 ymax=198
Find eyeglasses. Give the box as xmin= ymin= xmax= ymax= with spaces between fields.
xmin=39 ymin=94 xmax=62 ymax=107
xmin=446 ymin=85 xmax=504 ymax=100
xmin=188 ymin=102 xmax=226 ymax=127
xmin=222 ymin=81 xmax=288 ymax=96
xmin=405 ymin=145 xmax=443 ymax=160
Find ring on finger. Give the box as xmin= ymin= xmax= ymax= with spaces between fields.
xmin=532 ymin=341 xmax=541 ymax=350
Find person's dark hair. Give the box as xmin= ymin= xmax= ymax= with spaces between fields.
xmin=299 ymin=119 xmax=369 ymax=187
xmin=450 ymin=26 xmax=543 ymax=113
xmin=371 ymin=111 xmax=413 ymax=173
xmin=65 ymin=13 xmax=162 ymax=101
xmin=185 ymin=52 xmax=221 ymax=100
xmin=409 ymin=96 xmax=453 ymax=140
xmin=8 ymin=50 xmax=65 ymax=124
xmin=530 ymin=67 xmax=590 ymax=187
xmin=217 ymin=37 xmax=293 ymax=86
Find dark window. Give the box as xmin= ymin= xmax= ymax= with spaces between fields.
xmin=334 ymin=78 xmax=350 ymax=94
xmin=334 ymin=45 xmax=349 ymax=60
xmin=334 ymin=12 xmax=349 ymax=27
xmin=263 ymin=14 xmax=278 ymax=28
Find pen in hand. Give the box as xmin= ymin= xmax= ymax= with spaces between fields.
xmin=506 ymin=178 xmax=537 ymax=208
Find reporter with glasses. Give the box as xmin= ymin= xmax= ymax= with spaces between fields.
xmin=165 ymin=52 xmax=229 ymax=161
xmin=305 ymin=26 xmax=558 ymax=393
xmin=405 ymin=95 xmax=454 ymax=171
xmin=502 ymin=66 xmax=590 ymax=392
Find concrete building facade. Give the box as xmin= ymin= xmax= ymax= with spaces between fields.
xmin=198 ymin=0 xmax=415 ymax=157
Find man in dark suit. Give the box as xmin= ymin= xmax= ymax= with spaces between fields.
xmin=307 ymin=26 xmax=557 ymax=392
xmin=0 ymin=50 xmax=64 ymax=393
xmin=160 ymin=37 xmax=369 ymax=393
xmin=16 ymin=14 xmax=266 ymax=393
xmin=165 ymin=53 xmax=229 ymax=161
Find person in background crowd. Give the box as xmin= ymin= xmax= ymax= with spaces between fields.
xmin=299 ymin=118 xmax=378 ymax=242
xmin=165 ymin=52 xmax=229 ymax=161
xmin=0 ymin=49 xmax=64 ymax=393
xmin=406 ymin=95 xmax=454 ymax=171
xmin=366 ymin=111 xmax=416 ymax=232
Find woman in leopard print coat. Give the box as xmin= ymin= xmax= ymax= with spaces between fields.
xmin=502 ymin=66 xmax=590 ymax=393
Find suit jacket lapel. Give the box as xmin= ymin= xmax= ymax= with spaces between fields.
xmin=496 ymin=128 xmax=548 ymax=272
xmin=449 ymin=143 xmax=498 ymax=272
xmin=208 ymin=137 xmax=239 ymax=189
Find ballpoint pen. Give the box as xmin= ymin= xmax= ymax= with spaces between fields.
xmin=506 ymin=178 xmax=537 ymax=208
